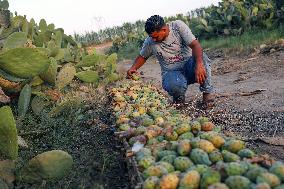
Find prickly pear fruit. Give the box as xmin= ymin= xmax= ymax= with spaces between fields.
xmin=274 ymin=184 xmax=284 ymax=189
xmin=269 ymin=162 xmax=284 ymax=182
xmin=200 ymin=170 xmax=221 ymax=189
xmin=166 ymin=141 xmax=178 ymax=151
xmin=178 ymin=132 xmax=194 ymax=140
xmin=223 ymin=139 xmax=245 ymax=153
xmin=207 ymin=183 xmax=229 ymax=189
xmin=187 ymin=164 xmax=210 ymax=175
xmin=225 ymin=176 xmax=251 ymax=189
xmin=237 ymin=148 xmax=255 ymax=158
xmin=160 ymin=155 xmax=176 ymax=164
xmin=138 ymin=156 xmax=156 ymax=170
xmin=143 ymin=165 xmax=168 ymax=179
xmin=191 ymin=121 xmax=201 ymax=135
xmin=224 ymin=162 xmax=248 ymax=176
xmin=175 ymin=123 xmax=191 ymax=135
xmin=136 ymin=148 xmax=152 ymax=161
xmin=209 ymin=150 xmax=223 ymax=163
xmin=190 ymin=148 xmax=212 ymax=166
xmin=196 ymin=139 xmax=216 ymax=153
xmin=143 ymin=176 xmax=159 ymax=189
xmin=198 ymin=116 xmax=209 ymax=125
xmin=157 ymin=173 xmax=179 ymax=189
xmin=245 ymin=165 xmax=268 ymax=182
xmin=177 ymin=140 xmax=191 ymax=156
xmin=173 ymin=156 xmax=193 ymax=172
xmin=155 ymin=161 xmax=175 ymax=173
xmin=179 ymin=170 xmax=200 ymax=189
xmin=222 ymin=150 xmax=240 ymax=162
xmin=256 ymin=172 xmax=281 ymax=188
xmin=201 ymin=121 xmax=214 ymax=131
xmin=165 ymin=131 xmax=178 ymax=141
xmin=253 ymin=183 xmax=271 ymax=189
xmin=157 ymin=150 xmax=177 ymax=160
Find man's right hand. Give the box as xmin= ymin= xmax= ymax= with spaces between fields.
xmin=127 ymin=67 xmax=138 ymax=79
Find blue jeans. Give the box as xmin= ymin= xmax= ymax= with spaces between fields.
xmin=162 ymin=53 xmax=213 ymax=98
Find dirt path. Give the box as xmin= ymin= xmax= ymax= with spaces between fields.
xmin=117 ymin=50 xmax=284 ymax=161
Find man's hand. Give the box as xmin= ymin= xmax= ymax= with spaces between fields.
xmin=195 ymin=62 xmax=207 ymax=84
xmin=127 ymin=67 xmax=138 ymax=79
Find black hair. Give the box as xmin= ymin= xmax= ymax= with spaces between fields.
xmin=145 ymin=15 xmax=165 ymax=35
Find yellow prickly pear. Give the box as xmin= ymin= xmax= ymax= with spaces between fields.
xmin=179 ymin=170 xmax=200 ymax=189
xmin=156 ymin=173 xmax=179 ymax=189
xmin=143 ymin=176 xmax=159 ymax=189
xmin=177 ymin=140 xmax=191 ymax=156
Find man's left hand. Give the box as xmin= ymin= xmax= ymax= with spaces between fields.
xmin=195 ymin=62 xmax=207 ymax=84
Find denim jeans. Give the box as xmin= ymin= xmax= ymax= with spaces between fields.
xmin=162 ymin=53 xmax=213 ymax=98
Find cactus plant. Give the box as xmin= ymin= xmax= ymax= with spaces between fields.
xmin=0 ymin=48 xmax=50 ymax=78
xmin=0 ymin=106 xmax=18 ymax=160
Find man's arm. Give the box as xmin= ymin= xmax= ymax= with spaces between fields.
xmin=189 ymin=39 xmax=206 ymax=84
xmin=127 ymin=55 xmax=147 ymax=77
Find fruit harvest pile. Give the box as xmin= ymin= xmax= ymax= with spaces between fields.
xmin=110 ymin=80 xmax=284 ymax=189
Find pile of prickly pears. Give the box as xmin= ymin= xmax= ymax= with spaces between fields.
xmin=110 ymin=80 xmax=284 ymax=189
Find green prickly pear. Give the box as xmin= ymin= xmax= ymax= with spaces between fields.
xmin=190 ymin=148 xmax=212 ymax=166
xmin=174 ymin=156 xmax=194 ymax=172
xmin=177 ymin=139 xmax=191 ymax=156
xmin=269 ymin=162 xmax=284 ymax=182
xmin=256 ymin=172 xmax=281 ymax=188
xmin=225 ymin=176 xmax=251 ymax=189
xmin=143 ymin=165 xmax=168 ymax=179
xmin=200 ymin=170 xmax=221 ymax=189
xmin=179 ymin=170 xmax=200 ymax=189
xmin=155 ymin=161 xmax=175 ymax=173
xmin=178 ymin=132 xmax=194 ymax=140
xmin=143 ymin=176 xmax=159 ymax=189
xmin=224 ymin=162 xmax=248 ymax=176
xmin=222 ymin=150 xmax=240 ymax=162
xmin=207 ymin=183 xmax=229 ymax=189
xmin=138 ymin=156 xmax=155 ymax=170
xmin=157 ymin=173 xmax=179 ymax=189
xmin=209 ymin=150 xmax=223 ymax=163
xmin=191 ymin=121 xmax=201 ymax=135
xmin=223 ymin=139 xmax=245 ymax=153
xmin=237 ymin=148 xmax=255 ymax=158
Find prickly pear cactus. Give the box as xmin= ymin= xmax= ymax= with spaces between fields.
xmin=157 ymin=173 xmax=179 ymax=189
xmin=55 ymin=64 xmax=76 ymax=89
xmin=40 ymin=58 xmax=57 ymax=85
xmin=0 ymin=48 xmax=50 ymax=78
xmin=20 ymin=150 xmax=73 ymax=183
xmin=143 ymin=176 xmax=159 ymax=189
xmin=0 ymin=106 xmax=18 ymax=160
xmin=76 ymin=70 xmax=99 ymax=83
xmin=3 ymin=32 xmax=27 ymax=50
xmin=18 ymin=84 xmax=32 ymax=117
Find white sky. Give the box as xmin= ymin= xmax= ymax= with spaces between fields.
xmin=9 ymin=0 xmax=220 ymax=35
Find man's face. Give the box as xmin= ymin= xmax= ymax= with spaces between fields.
xmin=149 ymin=28 xmax=167 ymax=42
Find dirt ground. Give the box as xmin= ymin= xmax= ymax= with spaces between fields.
xmin=117 ymin=48 xmax=284 ymax=161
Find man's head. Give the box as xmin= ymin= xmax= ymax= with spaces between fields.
xmin=145 ymin=15 xmax=169 ymax=42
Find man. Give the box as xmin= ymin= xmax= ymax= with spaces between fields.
xmin=127 ymin=15 xmax=214 ymax=107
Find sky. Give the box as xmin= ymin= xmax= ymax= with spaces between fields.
xmin=9 ymin=0 xmax=220 ymax=35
